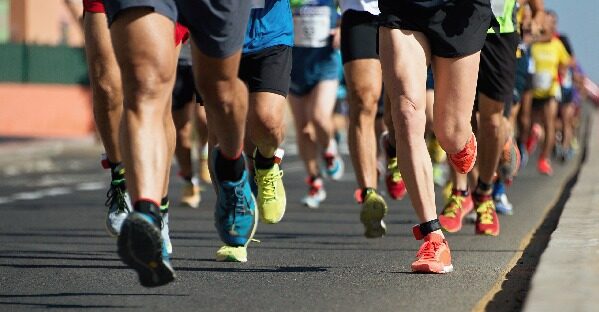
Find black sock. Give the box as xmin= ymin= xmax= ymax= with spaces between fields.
xmin=254 ymin=149 xmax=276 ymax=170
xmin=385 ymin=140 xmax=397 ymax=159
xmin=160 ymin=196 xmax=169 ymax=213
xmin=475 ymin=178 xmax=493 ymax=195
xmin=361 ymin=187 xmax=374 ymax=200
xmin=215 ymin=151 xmax=245 ymax=182
xmin=134 ymin=200 xmax=162 ymax=226
xmin=452 ymin=188 xmax=470 ymax=197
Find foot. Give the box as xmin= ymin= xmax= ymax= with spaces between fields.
xmin=216 ymin=245 xmax=248 ymax=262
xmin=199 ymin=158 xmax=211 ymax=184
xmin=474 ymin=194 xmax=500 ymax=236
xmin=448 ymin=133 xmax=477 ymax=174
xmin=493 ymin=181 xmax=513 ymax=215
xmin=439 ymin=190 xmax=474 ymax=233
xmin=356 ymin=189 xmax=388 ymax=238
xmin=498 ymin=137 xmax=521 ymax=182
xmin=104 ymin=174 xmax=132 ymax=237
xmin=301 ymin=176 xmax=326 ymax=209
xmin=160 ymin=201 xmax=172 ymax=254
xmin=254 ymin=163 xmax=286 ymax=224
xmin=427 ymin=136 xmax=447 ymax=164
xmin=537 ymin=157 xmax=553 ymax=176
xmin=180 ymin=181 xmax=201 ymax=209
xmin=385 ymin=157 xmax=407 ymax=200
xmin=211 ymin=149 xmax=258 ymax=247
xmin=118 ymin=202 xmax=175 ymax=287
xmin=411 ymin=233 xmax=453 ymax=274
xmin=323 ymin=152 xmax=344 ymax=180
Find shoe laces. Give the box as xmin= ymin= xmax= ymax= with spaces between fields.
xmin=416 ymin=239 xmax=443 ymax=261
xmin=442 ymin=195 xmax=464 ymax=218
xmin=255 ymin=171 xmax=283 ymax=202
xmin=225 ymin=186 xmax=251 ymax=216
xmin=387 ymin=158 xmax=402 ymax=182
xmin=476 ymin=200 xmax=495 ymax=225
xmin=105 ymin=179 xmax=128 ymax=213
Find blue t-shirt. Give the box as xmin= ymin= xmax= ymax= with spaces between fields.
xmin=244 ymin=0 xmax=294 ymax=54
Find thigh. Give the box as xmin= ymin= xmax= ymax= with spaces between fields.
xmin=344 ymin=59 xmax=383 ymax=105
xmin=378 ymin=27 xmax=430 ymax=110
xmin=83 ymin=13 xmax=119 ymax=80
xmin=309 ymin=80 xmax=339 ymax=118
xmin=432 ymin=52 xmax=481 ymax=126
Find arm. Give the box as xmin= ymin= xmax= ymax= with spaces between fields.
xmin=527 ymin=0 xmax=545 ymax=38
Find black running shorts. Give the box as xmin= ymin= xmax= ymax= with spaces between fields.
xmin=105 ymin=0 xmax=251 ymax=58
xmin=340 ymin=10 xmax=379 ymax=64
xmin=478 ymin=32 xmax=519 ymax=106
xmin=172 ymin=64 xmax=203 ymax=111
xmin=239 ymin=45 xmax=292 ymax=97
xmin=378 ymin=0 xmax=493 ymax=58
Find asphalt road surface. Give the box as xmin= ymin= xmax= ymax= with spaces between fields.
xmin=0 ymin=137 xmax=583 ymax=311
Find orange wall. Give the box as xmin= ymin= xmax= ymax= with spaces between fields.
xmin=0 ymin=84 xmax=94 ymax=137
xmin=10 ymin=0 xmax=84 ymax=46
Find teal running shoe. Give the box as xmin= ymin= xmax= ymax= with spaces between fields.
xmin=118 ymin=202 xmax=175 ymax=287
xmin=210 ymin=149 xmax=258 ymax=247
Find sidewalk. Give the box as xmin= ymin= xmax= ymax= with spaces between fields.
xmin=524 ymin=108 xmax=599 ymax=312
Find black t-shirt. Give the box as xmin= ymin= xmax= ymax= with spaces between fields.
xmin=558 ymin=34 xmax=574 ymax=56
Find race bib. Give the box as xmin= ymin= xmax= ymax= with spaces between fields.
xmin=251 ymin=0 xmax=265 ymax=9
xmin=491 ymin=0 xmax=506 ymax=17
xmin=533 ymin=71 xmax=553 ymax=91
xmin=293 ymin=6 xmax=331 ymax=48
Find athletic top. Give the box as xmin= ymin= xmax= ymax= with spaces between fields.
xmin=244 ymin=0 xmax=294 ymax=54
xmin=488 ymin=0 xmax=517 ymax=34
xmin=291 ymin=0 xmax=338 ymax=48
xmin=178 ymin=42 xmax=192 ymax=66
xmin=531 ymin=37 xmax=571 ymax=99
xmin=338 ymin=0 xmax=379 ymax=15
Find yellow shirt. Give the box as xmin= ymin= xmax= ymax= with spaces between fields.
xmin=531 ymin=37 xmax=571 ymax=99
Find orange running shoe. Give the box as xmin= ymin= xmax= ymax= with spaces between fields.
xmin=537 ymin=157 xmax=553 ymax=176
xmin=411 ymin=233 xmax=453 ymax=274
xmin=474 ymin=194 xmax=500 ymax=236
xmin=439 ymin=190 xmax=474 ymax=233
xmin=448 ymin=133 xmax=477 ymax=174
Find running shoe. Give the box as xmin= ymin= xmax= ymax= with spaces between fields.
xmin=199 ymin=153 xmax=211 ymax=184
xmin=411 ymin=233 xmax=453 ymax=274
xmin=211 ymin=149 xmax=258 ymax=247
xmin=356 ymin=188 xmax=388 ymax=238
xmin=448 ymin=133 xmax=477 ymax=174
xmin=493 ymin=181 xmax=513 ymax=215
xmin=537 ymin=157 xmax=553 ymax=176
xmin=442 ymin=181 xmax=453 ymax=205
xmin=104 ymin=166 xmax=131 ymax=237
xmin=254 ymin=162 xmax=286 ymax=224
xmin=439 ymin=190 xmax=474 ymax=233
xmin=498 ymin=137 xmax=521 ymax=184
xmin=427 ymin=136 xmax=447 ymax=164
xmin=160 ymin=201 xmax=172 ymax=254
xmin=180 ymin=180 xmax=200 ymax=209
xmin=526 ymin=123 xmax=542 ymax=154
xmin=323 ymin=152 xmax=344 ymax=180
xmin=215 ymin=245 xmax=248 ymax=263
xmin=474 ymin=194 xmax=500 ymax=236
xmin=118 ymin=202 xmax=175 ymax=287
xmin=385 ymin=157 xmax=407 ymax=200
xmin=432 ymin=163 xmax=447 ymax=187
xmin=301 ymin=176 xmax=326 ymax=209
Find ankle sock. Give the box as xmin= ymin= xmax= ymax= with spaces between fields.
xmin=254 ymin=149 xmax=275 ymax=170
xmin=215 ymin=151 xmax=245 ymax=182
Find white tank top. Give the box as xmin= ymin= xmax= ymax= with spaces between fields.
xmin=338 ymin=0 xmax=379 ymax=15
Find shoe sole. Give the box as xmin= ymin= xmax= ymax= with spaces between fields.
xmin=360 ymin=198 xmax=388 ymax=238
xmin=118 ymin=214 xmax=175 ymax=287
xmin=412 ymin=264 xmax=454 ymax=274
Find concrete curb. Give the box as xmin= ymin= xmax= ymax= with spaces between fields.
xmin=523 ymin=108 xmax=599 ymax=312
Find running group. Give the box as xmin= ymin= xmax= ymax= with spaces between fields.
xmin=77 ymin=0 xmax=583 ymax=286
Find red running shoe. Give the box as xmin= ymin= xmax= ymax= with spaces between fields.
xmin=411 ymin=233 xmax=453 ymax=274
xmin=537 ymin=158 xmax=553 ymax=176
xmin=474 ymin=194 xmax=500 ymax=236
xmin=526 ymin=123 xmax=543 ymax=154
xmin=448 ymin=133 xmax=477 ymax=174
xmin=385 ymin=157 xmax=407 ymax=200
xmin=439 ymin=191 xmax=474 ymax=233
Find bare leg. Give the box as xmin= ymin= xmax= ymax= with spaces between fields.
xmin=476 ymin=93 xmax=506 ymax=189
xmin=345 ymin=59 xmax=383 ymax=189
xmin=247 ymin=92 xmax=286 ymax=157
xmin=173 ymin=102 xmax=195 ymax=178
xmin=289 ymin=94 xmax=320 ymax=177
xmin=110 ymin=9 xmax=177 ymax=202
xmin=541 ymin=98 xmax=558 ymax=159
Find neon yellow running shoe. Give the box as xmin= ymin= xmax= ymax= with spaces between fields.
xmin=442 ymin=181 xmax=453 ymax=205
xmin=359 ymin=189 xmax=388 ymax=238
xmin=427 ymin=136 xmax=447 ymax=164
xmin=254 ymin=164 xmax=286 ymax=224
xmin=215 ymin=245 xmax=247 ymax=263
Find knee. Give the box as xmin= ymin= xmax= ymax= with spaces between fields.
xmin=196 ymin=77 xmax=238 ymax=110
xmin=479 ymin=113 xmax=503 ymax=137
xmin=393 ymin=95 xmax=425 ymax=139
xmin=348 ymin=86 xmax=379 ymax=121
xmin=253 ymin=115 xmax=285 ymax=145
xmin=123 ymin=64 xmax=173 ymax=108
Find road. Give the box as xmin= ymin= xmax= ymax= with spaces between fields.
xmin=0 ymin=136 xmax=583 ymax=311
